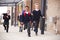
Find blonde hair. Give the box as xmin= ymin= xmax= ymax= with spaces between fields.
xmin=34 ymin=3 xmax=39 ymax=6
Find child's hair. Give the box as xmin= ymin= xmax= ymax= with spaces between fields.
xmin=25 ymin=6 xmax=29 ymax=8
xmin=34 ymin=3 xmax=39 ymax=6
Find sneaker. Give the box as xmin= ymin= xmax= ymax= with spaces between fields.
xmin=19 ymin=27 xmax=23 ymax=32
xmin=28 ymin=34 xmax=31 ymax=37
xmin=36 ymin=32 xmax=38 ymax=36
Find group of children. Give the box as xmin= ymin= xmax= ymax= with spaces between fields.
xmin=18 ymin=3 xmax=45 ymax=37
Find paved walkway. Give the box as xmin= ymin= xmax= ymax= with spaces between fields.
xmin=0 ymin=25 xmax=60 ymax=40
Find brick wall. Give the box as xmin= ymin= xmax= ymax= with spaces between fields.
xmin=24 ymin=0 xmax=41 ymax=10
xmin=46 ymin=0 xmax=60 ymax=34
xmin=32 ymin=0 xmax=41 ymax=10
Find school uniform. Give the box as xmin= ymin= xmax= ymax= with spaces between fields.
xmin=22 ymin=11 xmax=32 ymax=37
xmin=32 ymin=10 xmax=42 ymax=35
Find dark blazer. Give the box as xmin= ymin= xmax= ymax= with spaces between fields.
xmin=22 ymin=11 xmax=32 ymax=23
xmin=32 ymin=10 xmax=42 ymax=21
xmin=3 ymin=14 xmax=10 ymax=25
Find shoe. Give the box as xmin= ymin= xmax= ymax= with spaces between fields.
xmin=19 ymin=27 xmax=23 ymax=32
xmin=28 ymin=34 xmax=31 ymax=37
xmin=4 ymin=28 xmax=6 ymax=30
xmin=21 ymin=30 xmax=23 ymax=32
xmin=36 ymin=32 xmax=38 ymax=36
xmin=24 ymin=27 xmax=25 ymax=30
xmin=28 ymin=35 xmax=31 ymax=37
xmin=24 ymin=28 xmax=26 ymax=30
xmin=24 ymin=26 xmax=27 ymax=30
xmin=6 ymin=31 xmax=8 ymax=33
xmin=19 ymin=30 xmax=22 ymax=32
xmin=6 ymin=30 xmax=8 ymax=33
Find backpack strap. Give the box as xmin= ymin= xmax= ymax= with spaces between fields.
xmin=22 ymin=10 xmax=31 ymax=17
xmin=24 ymin=11 xmax=26 ymax=17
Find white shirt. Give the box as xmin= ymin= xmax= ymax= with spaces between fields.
xmin=35 ymin=9 xmax=39 ymax=11
xmin=25 ymin=12 xmax=28 ymax=14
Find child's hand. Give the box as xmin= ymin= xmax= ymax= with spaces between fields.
xmin=20 ymin=22 xmax=23 ymax=25
xmin=42 ymin=16 xmax=45 ymax=18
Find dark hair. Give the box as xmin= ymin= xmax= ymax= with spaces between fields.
xmin=25 ymin=6 xmax=29 ymax=8
xmin=3 ymin=13 xmax=7 ymax=16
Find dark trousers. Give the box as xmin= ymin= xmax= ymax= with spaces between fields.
xmin=34 ymin=20 xmax=39 ymax=34
xmin=3 ymin=22 xmax=9 ymax=33
xmin=24 ymin=22 xmax=31 ymax=36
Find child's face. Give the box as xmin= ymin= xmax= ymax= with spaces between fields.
xmin=25 ymin=7 xmax=29 ymax=11
xmin=35 ymin=5 xmax=39 ymax=9
xmin=7 ymin=10 xmax=10 ymax=13
xmin=7 ymin=10 xmax=10 ymax=15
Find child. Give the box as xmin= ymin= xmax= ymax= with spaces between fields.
xmin=22 ymin=6 xmax=32 ymax=37
xmin=19 ymin=14 xmax=24 ymax=32
xmin=18 ymin=13 xmax=23 ymax=32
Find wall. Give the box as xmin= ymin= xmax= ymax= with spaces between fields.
xmin=24 ymin=0 xmax=41 ymax=10
xmin=46 ymin=0 xmax=60 ymax=34
xmin=32 ymin=0 xmax=41 ymax=10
